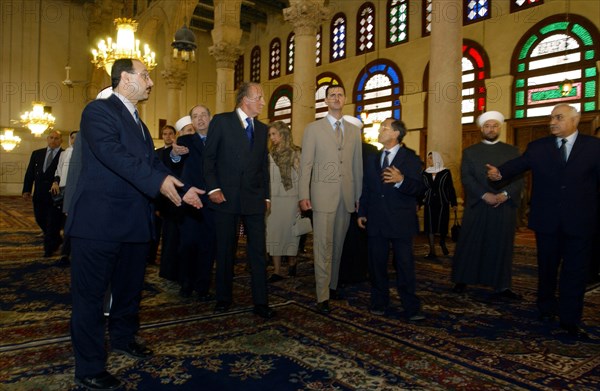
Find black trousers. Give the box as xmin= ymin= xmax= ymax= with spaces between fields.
xmin=70 ymin=237 xmax=148 ymax=378
xmin=33 ymin=196 xmax=62 ymax=254
xmin=179 ymin=206 xmax=216 ymax=294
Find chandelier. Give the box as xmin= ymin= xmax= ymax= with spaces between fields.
xmin=20 ymin=102 xmax=55 ymax=137
xmin=91 ymin=18 xmax=157 ymax=75
xmin=171 ymin=24 xmax=197 ymax=62
xmin=0 ymin=128 xmax=21 ymax=151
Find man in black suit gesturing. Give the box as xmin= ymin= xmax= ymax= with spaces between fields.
xmin=204 ymin=82 xmax=273 ymax=319
xmin=22 ymin=130 xmax=63 ymax=257
xmin=487 ymin=104 xmax=600 ymax=339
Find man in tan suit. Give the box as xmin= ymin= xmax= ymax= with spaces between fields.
xmin=299 ymin=85 xmax=363 ymax=313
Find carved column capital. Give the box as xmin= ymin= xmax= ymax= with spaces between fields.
xmin=209 ymin=42 xmax=243 ymax=69
xmin=161 ymin=64 xmax=189 ymax=89
xmin=283 ymin=0 xmax=330 ymax=36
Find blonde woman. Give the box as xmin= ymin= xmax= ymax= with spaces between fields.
xmin=266 ymin=121 xmax=302 ymax=282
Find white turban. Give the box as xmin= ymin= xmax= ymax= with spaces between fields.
xmin=96 ymin=87 xmax=113 ymax=99
xmin=175 ymin=116 xmax=192 ymax=132
xmin=343 ymin=115 xmax=364 ymax=129
xmin=477 ymin=111 xmax=505 ymax=128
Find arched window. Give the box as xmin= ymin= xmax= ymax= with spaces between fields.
xmin=330 ymin=13 xmax=346 ymax=62
xmin=422 ymin=0 xmax=432 ymax=37
xmin=316 ymin=26 xmax=322 ymax=66
xmin=353 ymin=59 xmax=402 ymax=136
xmin=250 ymin=46 xmax=261 ymax=83
xmin=464 ymin=0 xmax=491 ymax=25
xmin=268 ymin=85 xmax=293 ymax=125
xmin=511 ymin=15 xmax=599 ymax=118
xmin=357 ymin=2 xmax=376 ymax=55
xmin=315 ymin=72 xmax=343 ymax=119
xmin=287 ymin=33 xmax=295 ymax=74
xmin=269 ymin=38 xmax=281 ymax=80
xmin=462 ymin=40 xmax=489 ymax=123
xmin=387 ymin=0 xmax=408 ymax=47
xmin=234 ymin=55 xmax=244 ymax=90
xmin=510 ymin=0 xmax=543 ymax=13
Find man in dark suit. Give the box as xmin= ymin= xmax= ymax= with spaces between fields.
xmin=357 ymin=118 xmax=426 ymax=321
xmin=65 ymin=58 xmax=204 ymax=390
xmin=22 ymin=130 xmax=64 ymax=257
xmin=487 ymin=104 xmax=600 ymax=339
xmin=172 ymin=104 xmax=216 ymax=299
xmin=203 ymin=82 xmax=273 ymax=319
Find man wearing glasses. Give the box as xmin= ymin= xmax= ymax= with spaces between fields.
xmin=487 ymin=104 xmax=600 ymax=339
xmin=66 ymin=58 xmax=204 ymax=390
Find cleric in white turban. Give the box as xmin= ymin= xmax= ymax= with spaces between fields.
xmin=175 ymin=115 xmax=194 ymax=135
xmin=476 ymin=111 xmax=505 ymax=128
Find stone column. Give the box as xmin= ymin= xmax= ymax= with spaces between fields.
xmin=161 ymin=61 xmax=189 ymax=130
xmin=284 ymin=0 xmax=330 ymax=143
xmin=209 ymin=0 xmax=243 ymax=113
xmin=426 ymin=0 xmax=463 ymax=178
xmin=485 ymin=75 xmax=514 ymax=142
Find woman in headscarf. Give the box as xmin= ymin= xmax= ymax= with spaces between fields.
xmin=422 ymin=151 xmax=457 ymax=258
xmin=266 ymin=121 xmax=302 ymax=282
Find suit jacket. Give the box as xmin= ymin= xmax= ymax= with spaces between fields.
xmin=65 ymin=94 xmax=170 ymax=242
xmin=177 ymin=133 xmax=208 ymax=201
xmin=499 ymin=133 xmax=600 ymax=236
xmin=203 ymin=111 xmax=270 ymax=215
xmin=298 ymin=117 xmax=363 ymax=213
xmin=358 ymin=146 xmax=425 ymax=237
xmin=22 ymin=147 xmax=63 ymax=200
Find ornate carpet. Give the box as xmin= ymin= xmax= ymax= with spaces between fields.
xmin=1 ymin=196 xmax=599 ymax=390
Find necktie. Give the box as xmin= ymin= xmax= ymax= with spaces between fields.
xmin=559 ymin=138 xmax=568 ymax=163
xmin=245 ymin=117 xmax=254 ymax=147
xmin=381 ymin=150 xmax=391 ymax=169
xmin=334 ymin=120 xmax=342 ymax=146
xmin=134 ymin=110 xmax=146 ymax=140
xmin=43 ymin=149 xmax=53 ymax=172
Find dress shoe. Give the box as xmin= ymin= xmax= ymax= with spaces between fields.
xmin=452 ymin=283 xmax=467 ymax=293
xmin=316 ymin=300 xmax=330 ymax=314
xmin=559 ymin=323 xmax=589 ymax=339
xmin=408 ymin=312 xmax=426 ymax=322
xmin=493 ymin=289 xmax=522 ymax=301
xmin=179 ymin=289 xmax=192 ymax=298
xmin=253 ymin=305 xmax=275 ymax=319
xmin=329 ymin=289 xmax=344 ymax=300
xmin=197 ymin=292 xmax=215 ymax=302
xmin=369 ymin=306 xmax=385 ymax=316
xmin=424 ymin=252 xmax=437 ymax=260
xmin=268 ymin=273 xmax=284 ymax=283
xmin=113 ymin=341 xmax=153 ymax=360
xmin=213 ymin=301 xmax=231 ymax=314
xmin=288 ymin=264 xmax=297 ymax=277
xmin=440 ymin=242 xmax=449 ymax=256
xmin=74 ymin=371 xmax=121 ymax=390
xmin=56 ymin=256 xmax=70 ymax=267
xmin=538 ymin=312 xmax=556 ymax=323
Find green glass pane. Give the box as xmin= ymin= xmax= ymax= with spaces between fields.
xmin=516 ymin=79 xmax=525 ymax=88
xmin=518 ymin=63 xmax=525 ymax=72
xmin=519 ymin=35 xmax=538 ymax=60
xmin=584 ymin=81 xmax=595 ymax=98
xmin=585 ymin=67 xmax=596 ymax=78
xmin=584 ymin=102 xmax=595 ymax=111
xmin=540 ymin=22 xmax=568 ymax=35
xmin=515 ymin=109 xmax=524 ymax=119
xmin=584 ymin=50 xmax=595 ymax=60
xmin=531 ymin=89 xmax=563 ymax=101
xmin=572 ymin=24 xmax=593 ymax=46
xmin=515 ymin=91 xmax=524 ymax=106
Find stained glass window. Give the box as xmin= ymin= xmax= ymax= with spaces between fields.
xmin=287 ymin=33 xmax=295 ymax=74
xmin=422 ymin=0 xmax=432 ymax=37
xmin=330 ymin=13 xmax=346 ymax=62
xmin=356 ymin=3 xmax=376 ymax=55
xmin=234 ymin=55 xmax=244 ymax=90
xmin=315 ymin=72 xmax=343 ymax=119
xmin=269 ymin=85 xmax=293 ymax=125
xmin=269 ymin=38 xmax=281 ymax=80
xmin=510 ymin=0 xmax=543 ymax=13
xmin=387 ymin=0 xmax=408 ymax=47
xmin=462 ymin=41 xmax=489 ymax=124
xmin=465 ymin=0 xmax=490 ymax=25
xmin=316 ymin=26 xmax=322 ymax=66
xmin=512 ymin=15 xmax=598 ymax=118
xmin=250 ymin=46 xmax=260 ymax=83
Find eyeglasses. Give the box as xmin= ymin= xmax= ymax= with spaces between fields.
xmin=129 ymin=71 xmax=151 ymax=81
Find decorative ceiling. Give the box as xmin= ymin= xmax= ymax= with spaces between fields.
xmin=191 ymin=0 xmax=290 ymax=32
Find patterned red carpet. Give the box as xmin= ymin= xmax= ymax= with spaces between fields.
xmin=1 ymin=196 xmax=599 ymax=390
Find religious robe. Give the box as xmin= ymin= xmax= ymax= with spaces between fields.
xmin=452 ymin=142 xmax=524 ymax=290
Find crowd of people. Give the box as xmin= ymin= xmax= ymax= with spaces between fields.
xmin=20 ymin=58 xmax=600 ymax=390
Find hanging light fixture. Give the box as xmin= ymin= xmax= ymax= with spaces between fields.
xmin=20 ymin=102 xmax=55 ymax=137
xmin=91 ymin=18 xmax=157 ymax=75
xmin=0 ymin=128 xmax=22 ymax=151
xmin=171 ymin=24 xmax=197 ymax=62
